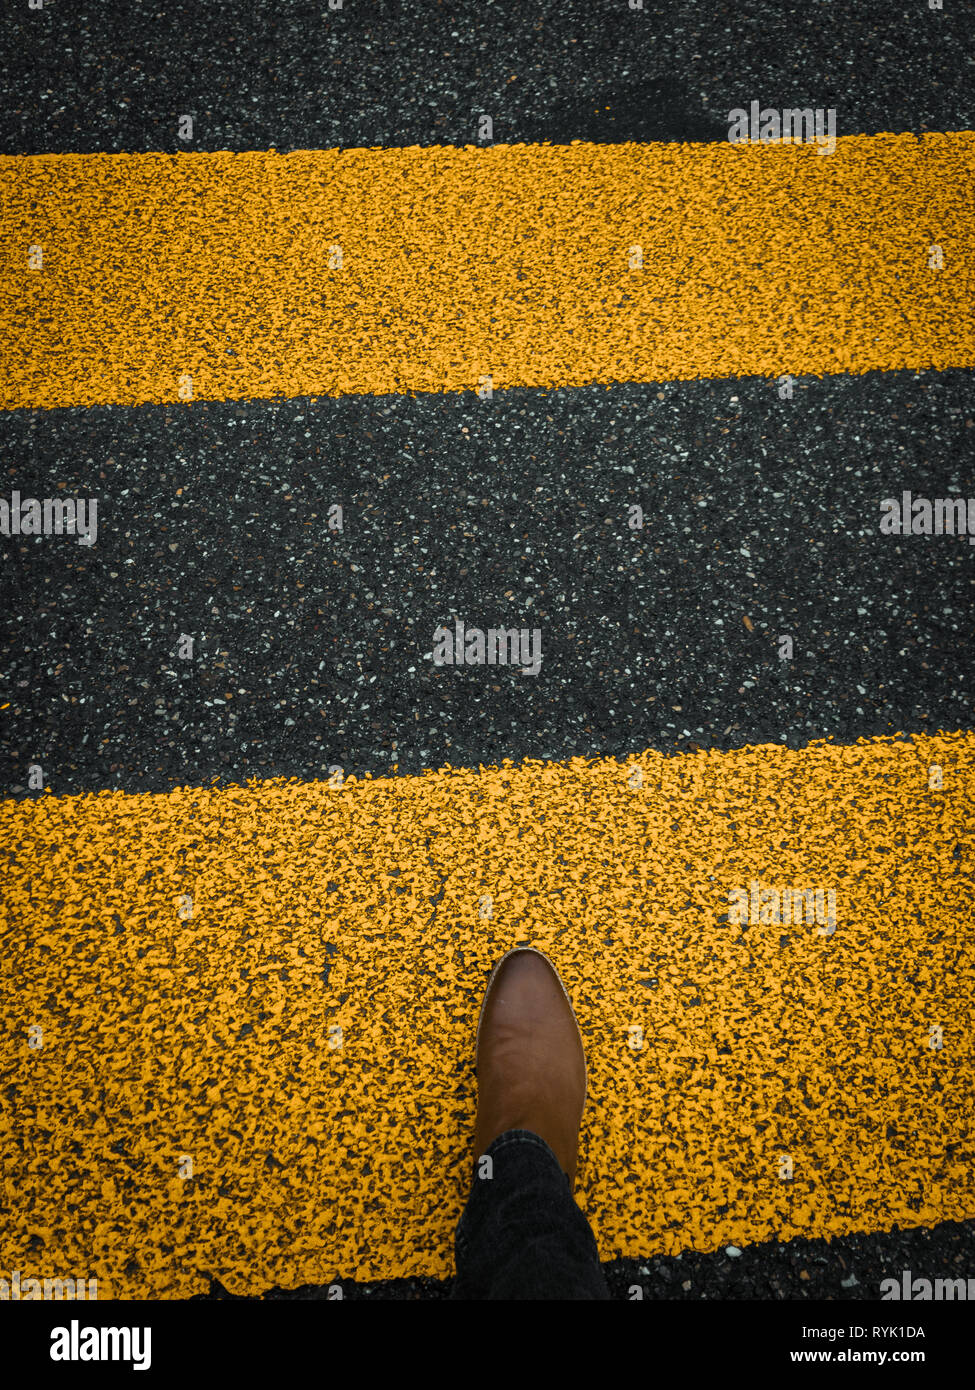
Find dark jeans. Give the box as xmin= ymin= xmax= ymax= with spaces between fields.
xmin=451 ymin=1129 xmax=611 ymax=1299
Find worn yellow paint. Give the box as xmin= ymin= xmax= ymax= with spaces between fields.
xmin=2 ymin=132 xmax=973 ymax=411
xmin=1 ymin=732 xmax=972 ymax=1297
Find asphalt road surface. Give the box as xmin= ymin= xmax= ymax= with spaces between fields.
xmin=1 ymin=0 xmax=973 ymax=1303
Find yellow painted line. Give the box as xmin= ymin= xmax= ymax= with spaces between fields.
xmin=1 ymin=732 xmax=972 ymax=1297
xmin=2 ymin=133 xmax=973 ymax=412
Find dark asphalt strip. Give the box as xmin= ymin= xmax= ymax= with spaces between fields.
xmin=1 ymin=0 xmax=972 ymax=156
xmin=2 ymin=370 xmax=973 ymax=799
xmin=196 ymin=1215 xmax=975 ymax=1300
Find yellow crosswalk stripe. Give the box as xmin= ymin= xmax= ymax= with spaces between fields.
xmin=2 ymin=731 xmax=972 ymax=1295
xmin=2 ymin=132 xmax=973 ymax=411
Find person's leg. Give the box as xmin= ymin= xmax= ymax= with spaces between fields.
xmin=452 ymin=1127 xmax=610 ymax=1298
xmin=451 ymin=948 xmax=611 ymax=1300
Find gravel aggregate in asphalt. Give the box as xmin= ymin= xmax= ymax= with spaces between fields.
xmin=3 ymin=0 xmax=973 ymax=154
xmin=199 ymin=1218 xmax=975 ymax=1300
xmin=3 ymin=372 xmax=973 ymax=799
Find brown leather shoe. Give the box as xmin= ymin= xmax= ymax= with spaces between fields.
xmin=473 ymin=947 xmax=587 ymax=1192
